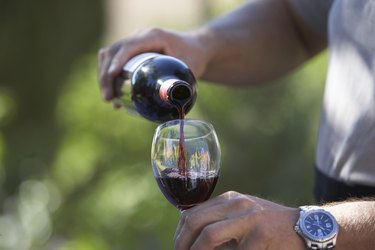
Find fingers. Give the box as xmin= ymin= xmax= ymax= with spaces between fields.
xmin=174 ymin=191 xmax=243 ymax=240
xmin=174 ymin=191 xmax=257 ymax=250
xmin=107 ymin=46 xmax=130 ymax=77
xmin=190 ymin=218 xmax=247 ymax=250
xmin=97 ymin=28 xmax=170 ymax=102
xmin=97 ymin=27 xmax=209 ymax=104
xmin=98 ymin=44 xmax=121 ymax=101
xmin=175 ymin=203 xmax=232 ymax=249
xmin=174 ymin=191 xmax=302 ymax=250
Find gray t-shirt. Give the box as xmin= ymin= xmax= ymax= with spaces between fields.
xmin=291 ymin=0 xmax=375 ymax=187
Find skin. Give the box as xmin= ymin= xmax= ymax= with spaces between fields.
xmin=174 ymin=191 xmax=305 ymax=250
xmin=324 ymin=200 xmax=375 ymax=250
xmin=98 ymin=0 xmax=375 ymax=249
xmin=173 ymin=191 xmax=375 ymax=250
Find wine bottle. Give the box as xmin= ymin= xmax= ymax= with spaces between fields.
xmin=114 ymin=53 xmax=197 ymax=122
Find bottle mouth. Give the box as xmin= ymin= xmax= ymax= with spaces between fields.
xmin=159 ymin=79 xmax=194 ymax=106
xmin=170 ymin=83 xmax=192 ymax=102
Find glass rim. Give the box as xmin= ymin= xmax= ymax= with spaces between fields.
xmin=154 ymin=119 xmax=216 ymax=141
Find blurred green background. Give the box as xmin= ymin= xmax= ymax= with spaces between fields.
xmin=0 ymin=0 xmax=327 ymax=249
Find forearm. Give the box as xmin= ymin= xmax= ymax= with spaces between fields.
xmin=325 ymin=200 xmax=375 ymax=249
xmin=194 ymin=0 xmax=326 ymax=86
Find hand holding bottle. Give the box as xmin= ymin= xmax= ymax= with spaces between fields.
xmin=112 ymin=52 xmax=197 ymax=122
xmin=97 ymin=28 xmax=210 ymax=102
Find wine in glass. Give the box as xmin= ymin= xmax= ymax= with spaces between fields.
xmin=151 ymin=119 xmax=221 ymax=211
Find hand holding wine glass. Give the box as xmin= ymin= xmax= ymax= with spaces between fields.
xmin=151 ymin=119 xmax=221 ymax=211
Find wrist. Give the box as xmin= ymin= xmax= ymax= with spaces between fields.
xmin=189 ymin=27 xmax=221 ymax=78
xmin=322 ymin=201 xmax=375 ymax=250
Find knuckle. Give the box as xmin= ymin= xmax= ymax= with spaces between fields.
xmin=98 ymin=47 xmax=107 ymax=57
xmin=103 ymin=45 xmax=119 ymax=56
xmin=98 ymin=46 xmax=118 ymax=62
xmin=232 ymin=196 xmax=253 ymax=210
xmin=147 ymin=27 xmax=165 ymax=37
xmin=184 ymin=214 xmax=200 ymax=230
xmin=98 ymin=48 xmax=107 ymax=62
xmin=98 ymin=47 xmax=110 ymax=57
xmin=221 ymin=191 xmax=240 ymax=200
xmin=200 ymin=225 xmax=219 ymax=245
xmin=143 ymin=27 xmax=171 ymax=42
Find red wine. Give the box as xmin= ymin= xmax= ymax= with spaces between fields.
xmin=176 ymin=104 xmax=187 ymax=175
xmin=153 ymin=118 xmax=220 ymax=210
xmin=114 ymin=53 xmax=197 ymax=122
xmin=155 ymin=168 xmax=218 ymax=211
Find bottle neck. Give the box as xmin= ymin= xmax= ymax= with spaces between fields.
xmin=159 ymin=79 xmax=193 ymax=107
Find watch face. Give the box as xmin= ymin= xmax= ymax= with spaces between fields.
xmin=301 ymin=211 xmax=337 ymax=241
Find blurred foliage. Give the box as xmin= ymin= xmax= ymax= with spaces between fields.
xmin=0 ymin=0 xmax=327 ymax=249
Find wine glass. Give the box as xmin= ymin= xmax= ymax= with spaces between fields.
xmin=151 ymin=119 xmax=221 ymax=211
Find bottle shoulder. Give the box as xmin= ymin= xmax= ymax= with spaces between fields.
xmin=132 ymin=56 xmax=196 ymax=85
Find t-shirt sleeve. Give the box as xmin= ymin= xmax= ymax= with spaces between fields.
xmin=289 ymin=0 xmax=334 ymax=39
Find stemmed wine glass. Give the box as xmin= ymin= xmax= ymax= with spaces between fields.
xmin=151 ymin=119 xmax=221 ymax=211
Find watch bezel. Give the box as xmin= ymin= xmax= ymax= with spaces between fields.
xmin=299 ymin=209 xmax=338 ymax=243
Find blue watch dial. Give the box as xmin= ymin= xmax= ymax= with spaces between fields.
xmin=303 ymin=212 xmax=334 ymax=238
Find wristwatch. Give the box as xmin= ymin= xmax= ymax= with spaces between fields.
xmin=294 ymin=206 xmax=338 ymax=249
